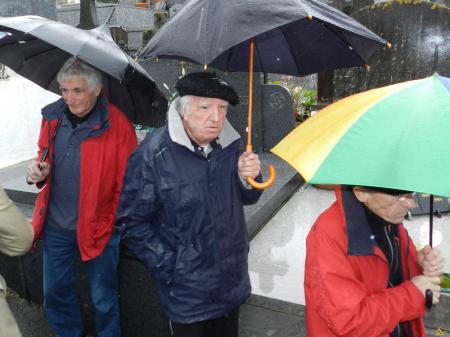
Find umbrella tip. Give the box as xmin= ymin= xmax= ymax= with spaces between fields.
xmin=308 ymin=14 xmax=313 ymax=20
xmin=386 ymin=42 xmax=392 ymax=49
xmin=363 ymin=64 xmax=371 ymax=71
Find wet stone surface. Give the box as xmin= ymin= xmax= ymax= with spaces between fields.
xmin=332 ymin=1 xmax=450 ymax=100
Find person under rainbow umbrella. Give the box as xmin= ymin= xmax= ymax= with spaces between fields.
xmin=272 ymin=74 xmax=450 ymax=245
xmin=273 ymin=74 xmax=449 ymax=329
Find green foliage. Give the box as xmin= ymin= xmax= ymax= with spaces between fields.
xmin=142 ymin=29 xmax=155 ymax=46
xmin=269 ymin=77 xmax=317 ymax=123
xmin=441 ymin=273 xmax=450 ymax=289
xmin=288 ymin=85 xmax=317 ymax=123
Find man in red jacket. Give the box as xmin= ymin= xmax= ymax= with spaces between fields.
xmin=305 ymin=185 xmax=444 ymax=337
xmin=26 ymin=58 xmax=137 ymax=337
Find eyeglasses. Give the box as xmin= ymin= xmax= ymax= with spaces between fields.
xmin=394 ymin=192 xmax=417 ymax=207
xmin=395 ymin=192 xmax=416 ymax=199
xmin=365 ymin=188 xmax=417 ymax=207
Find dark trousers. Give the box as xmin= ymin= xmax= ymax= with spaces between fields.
xmin=170 ymin=307 xmax=240 ymax=337
xmin=43 ymin=226 xmax=121 ymax=337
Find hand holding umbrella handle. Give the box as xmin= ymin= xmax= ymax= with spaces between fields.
xmin=246 ymin=164 xmax=276 ymax=190
xmin=244 ymin=141 xmax=276 ymax=189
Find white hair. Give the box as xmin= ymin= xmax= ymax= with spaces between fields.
xmin=57 ymin=57 xmax=102 ymax=92
xmin=176 ymin=95 xmax=192 ymax=118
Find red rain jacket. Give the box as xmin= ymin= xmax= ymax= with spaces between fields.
xmin=305 ymin=186 xmax=427 ymax=337
xmin=31 ymin=97 xmax=137 ymax=261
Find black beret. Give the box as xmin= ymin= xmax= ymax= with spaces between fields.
xmin=175 ymin=72 xmax=239 ymax=106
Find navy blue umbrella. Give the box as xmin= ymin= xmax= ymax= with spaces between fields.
xmin=141 ymin=0 xmax=388 ymax=75
xmin=141 ymin=0 xmax=388 ymax=189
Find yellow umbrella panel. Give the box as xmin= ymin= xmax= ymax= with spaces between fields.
xmin=271 ymin=75 xmax=450 ymax=197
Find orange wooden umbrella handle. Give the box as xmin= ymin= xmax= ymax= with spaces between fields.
xmin=247 ymin=39 xmax=254 ymax=150
xmin=246 ymin=39 xmax=276 ymax=190
xmin=245 ymin=143 xmax=276 ymax=189
xmin=246 ymin=164 xmax=276 ymax=190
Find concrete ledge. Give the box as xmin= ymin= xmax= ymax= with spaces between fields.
xmin=244 ymin=153 xmax=303 ymax=238
xmin=241 ymin=295 xmax=306 ymax=337
xmin=4 ymin=188 xmax=37 ymax=206
xmin=424 ymin=293 xmax=450 ymax=330
xmin=246 ymin=294 xmax=304 ymax=317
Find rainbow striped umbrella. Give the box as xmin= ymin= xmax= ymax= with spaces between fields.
xmin=272 ymin=74 xmax=450 ymax=197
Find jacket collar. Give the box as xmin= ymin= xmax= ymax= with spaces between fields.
xmin=167 ymin=98 xmax=240 ymax=152
xmin=337 ymin=186 xmax=377 ymax=256
xmin=42 ymin=94 xmax=110 ymax=132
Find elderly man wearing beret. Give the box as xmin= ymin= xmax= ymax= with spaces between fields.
xmin=116 ymin=72 xmax=263 ymax=337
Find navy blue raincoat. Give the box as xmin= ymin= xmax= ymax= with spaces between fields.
xmin=116 ymin=101 xmax=262 ymax=323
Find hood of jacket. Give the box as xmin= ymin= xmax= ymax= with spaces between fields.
xmin=167 ymin=98 xmax=240 ymax=152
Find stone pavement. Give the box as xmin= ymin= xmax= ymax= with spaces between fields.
xmin=5 ymin=260 xmax=449 ymax=337
xmin=7 ymin=292 xmax=306 ymax=337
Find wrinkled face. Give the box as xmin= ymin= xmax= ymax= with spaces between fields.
xmin=353 ymin=187 xmax=417 ymax=224
xmin=60 ymin=75 xmax=101 ymax=117
xmin=182 ymin=96 xmax=228 ymax=146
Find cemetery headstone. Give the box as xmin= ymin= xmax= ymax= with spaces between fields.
xmin=261 ymin=84 xmax=295 ymax=151
xmin=110 ymin=25 xmax=129 ymax=51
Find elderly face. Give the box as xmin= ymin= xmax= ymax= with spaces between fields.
xmin=60 ymin=75 xmax=101 ymax=118
xmin=182 ymin=96 xmax=228 ymax=146
xmin=353 ymin=187 xmax=417 ymax=224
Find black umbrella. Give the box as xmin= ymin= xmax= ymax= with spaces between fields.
xmin=142 ymin=0 xmax=388 ymax=75
xmin=0 ymin=15 xmax=165 ymax=126
xmin=140 ymin=0 xmax=388 ymax=189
